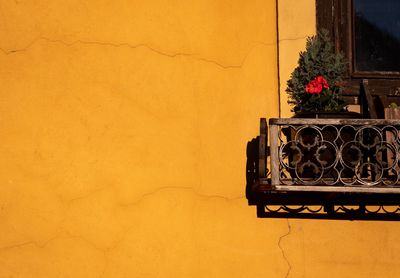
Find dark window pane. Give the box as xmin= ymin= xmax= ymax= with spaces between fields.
xmin=354 ymin=0 xmax=400 ymax=72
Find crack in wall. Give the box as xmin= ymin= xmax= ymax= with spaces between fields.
xmin=278 ymin=35 xmax=309 ymax=42
xmin=278 ymin=219 xmax=292 ymax=278
xmin=0 ymin=37 xmax=275 ymax=69
xmin=0 ymin=233 xmax=109 ymax=277
xmin=0 ymin=33 xmax=280 ymax=276
xmin=63 ymin=186 xmax=109 ymax=204
xmin=58 ymin=185 xmax=244 ymax=207
xmin=0 ymin=186 xmax=245 ymax=276
xmin=0 ymin=234 xmax=64 ymax=252
xmin=118 ymin=185 xmax=245 ymax=207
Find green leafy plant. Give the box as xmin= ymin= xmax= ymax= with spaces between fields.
xmin=286 ymin=29 xmax=347 ymax=113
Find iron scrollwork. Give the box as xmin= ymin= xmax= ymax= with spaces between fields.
xmin=247 ymin=118 xmax=400 ymax=220
xmin=278 ymin=124 xmax=400 ymax=186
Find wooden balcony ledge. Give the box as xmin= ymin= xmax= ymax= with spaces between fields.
xmin=246 ymin=118 xmax=400 ymax=220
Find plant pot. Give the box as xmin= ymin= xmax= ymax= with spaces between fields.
xmin=292 ymin=111 xmax=362 ymax=119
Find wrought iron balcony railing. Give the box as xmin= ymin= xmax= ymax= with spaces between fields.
xmin=247 ymin=118 xmax=400 ymax=220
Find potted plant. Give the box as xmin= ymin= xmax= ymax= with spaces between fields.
xmin=284 ymin=31 xmax=361 ymax=179
xmin=286 ymin=29 xmax=360 ymax=118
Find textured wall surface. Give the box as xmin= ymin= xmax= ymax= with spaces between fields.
xmin=1 ymin=0 xmax=400 ymax=277
xmin=0 ymin=0 xmax=281 ymax=277
xmin=278 ymin=0 xmax=316 ymax=118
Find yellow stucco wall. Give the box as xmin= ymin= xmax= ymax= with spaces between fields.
xmin=1 ymin=1 xmax=400 ymax=277
xmin=0 ymin=0 xmax=281 ymax=277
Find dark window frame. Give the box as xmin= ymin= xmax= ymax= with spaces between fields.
xmin=316 ymin=0 xmax=400 ymax=110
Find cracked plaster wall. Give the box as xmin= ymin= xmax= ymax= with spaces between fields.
xmin=1 ymin=0 xmax=400 ymax=277
xmin=0 ymin=0 xmax=282 ymax=277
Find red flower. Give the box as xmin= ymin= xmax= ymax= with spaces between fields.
xmin=305 ymin=75 xmax=329 ymax=94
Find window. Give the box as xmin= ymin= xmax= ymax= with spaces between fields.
xmin=316 ymin=0 xmax=400 ymax=117
xmin=354 ymin=0 xmax=400 ymax=74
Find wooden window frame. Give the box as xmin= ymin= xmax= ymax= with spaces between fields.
xmin=316 ymin=0 xmax=400 ymax=112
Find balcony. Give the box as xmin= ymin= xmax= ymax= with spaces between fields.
xmin=246 ymin=118 xmax=400 ymax=220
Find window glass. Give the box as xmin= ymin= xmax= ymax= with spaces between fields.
xmin=354 ymin=0 xmax=400 ymax=72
